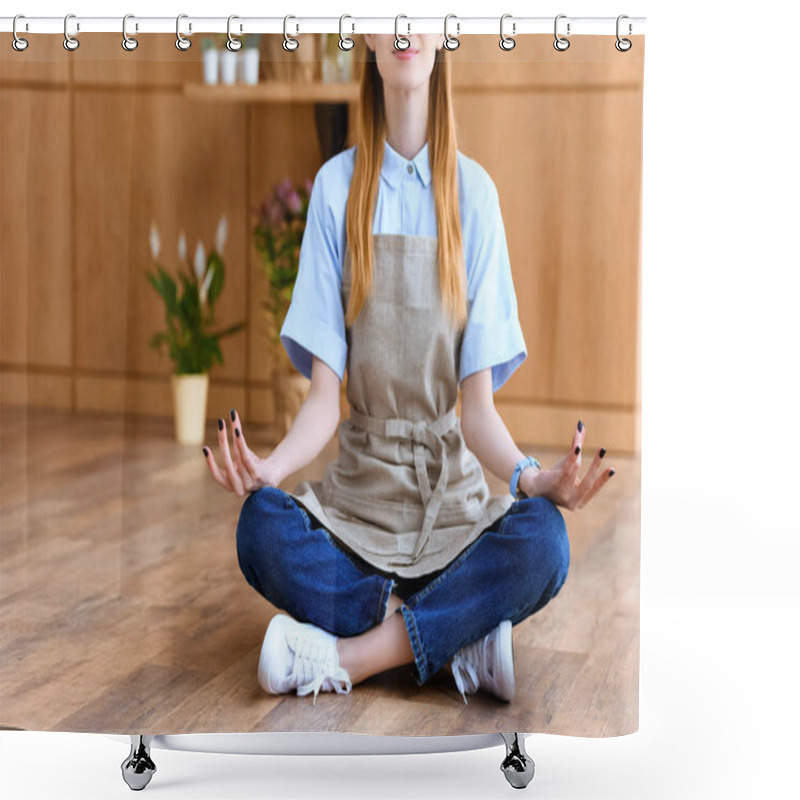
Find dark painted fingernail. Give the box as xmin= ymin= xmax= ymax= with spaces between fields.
xmin=574 ymin=446 xmax=581 ymax=456
xmin=577 ymin=420 xmax=584 ymax=432
xmin=609 ymin=468 xmax=616 ymax=477
xmin=218 ymin=418 xmax=224 ymax=430
xmin=230 ymin=409 xmax=236 ymax=421
xmin=599 ymin=447 xmax=607 ymax=458
xmin=235 ymin=428 xmax=240 ymax=438
xmin=202 ymin=447 xmax=209 ymax=457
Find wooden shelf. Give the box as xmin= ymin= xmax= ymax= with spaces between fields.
xmin=183 ymin=81 xmax=359 ymax=104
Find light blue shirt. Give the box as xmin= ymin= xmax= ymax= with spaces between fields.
xmin=280 ymin=139 xmax=527 ymax=393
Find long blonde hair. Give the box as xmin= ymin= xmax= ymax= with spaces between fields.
xmin=344 ymin=41 xmax=468 ymax=330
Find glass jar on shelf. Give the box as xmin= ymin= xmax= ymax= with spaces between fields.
xmin=240 ymin=34 xmax=261 ymax=85
xmin=320 ymin=33 xmax=353 ymax=83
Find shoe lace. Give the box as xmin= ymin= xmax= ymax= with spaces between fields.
xmin=289 ymin=634 xmax=352 ymax=706
xmin=451 ymin=634 xmax=491 ymax=705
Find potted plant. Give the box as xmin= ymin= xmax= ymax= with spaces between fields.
xmin=146 ymin=216 xmax=245 ymax=445
xmin=253 ymin=178 xmax=314 ymax=437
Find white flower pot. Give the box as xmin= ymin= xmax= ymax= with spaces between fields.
xmin=171 ymin=373 xmax=209 ymax=446
xmin=240 ymin=48 xmax=260 ymax=85
xmin=202 ymin=48 xmax=220 ymax=85
xmin=220 ymin=49 xmax=238 ymax=86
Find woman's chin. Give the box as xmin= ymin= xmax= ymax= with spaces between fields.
xmin=382 ymin=73 xmax=432 ymax=94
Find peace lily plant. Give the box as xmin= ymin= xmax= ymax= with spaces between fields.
xmin=146 ymin=215 xmax=245 ymax=445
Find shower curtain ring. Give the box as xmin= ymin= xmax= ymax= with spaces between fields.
xmin=12 ymin=14 xmax=29 ymax=52
xmin=615 ymin=14 xmax=632 ymax=51
xmin=394 ymin=15 xmax=411 ymax=51
xmin=63 ymin=13 xmax=80 ymax=51
xmin=226 ymin=15 xmax=242 ymax=51
xmin=499 ymin=14 xmax=516 ymax=51
xmin=443 ymin=14 xmax=460 ymax=51
xmin=175 ymin=14 xmax=191 ymax=51
xmin=283 ymin=15 xmax=299 ymax=51
xmin=554 ymin=14 xmax=570 ymax=51
xmin=122 ymin=14 xmax=139 ymax=51
xmin=339 ymin=14 xmax=355 ymax=51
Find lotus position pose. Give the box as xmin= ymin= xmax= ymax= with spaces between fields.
xmin=203 ymin=33 xmax=614 ymax=705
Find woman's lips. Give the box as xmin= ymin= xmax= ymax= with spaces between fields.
xmin=392 ymin=48 xmax=419 ymax=61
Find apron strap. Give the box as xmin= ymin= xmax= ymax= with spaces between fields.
xmin=347 ymin=408 xmax=457 ymax=561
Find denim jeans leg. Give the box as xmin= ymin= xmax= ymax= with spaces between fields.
xmin=398 ymin=496 xmax=570 ymax=686
xmin=235 ymin=486 xmax=396 ymax=638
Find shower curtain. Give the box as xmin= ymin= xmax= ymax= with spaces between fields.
xmin=0 ymin=29 xmax=643 ymax=739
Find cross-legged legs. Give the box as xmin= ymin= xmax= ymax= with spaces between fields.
xmin=236 ymin=487 xmax=569 ymax=690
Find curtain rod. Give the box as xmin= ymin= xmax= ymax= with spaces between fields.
xmin=1 ymin=15 xmax=647 ymax=38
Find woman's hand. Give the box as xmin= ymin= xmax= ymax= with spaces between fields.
xmin=520 ymin=420 xmax=615 ymax=511
xmin=202 ymin=409 xmax=280 ymax=497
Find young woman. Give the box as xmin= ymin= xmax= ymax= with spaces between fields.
xmin=203 ymin=33 xmax=615 ymax=705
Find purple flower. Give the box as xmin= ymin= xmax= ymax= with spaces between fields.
xmin=286 ymin=190 xmax=302 ymax=215
xmin=256 ymin=177 xmax=313 ymax=238
xmin=267 ymin=199 xmax=284 ymax=227
xmin=276 ymin=178 xmax=293 ymax=206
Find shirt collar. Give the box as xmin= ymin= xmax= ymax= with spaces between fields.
xmin=380 ymin=139 xmax=432 ymax=189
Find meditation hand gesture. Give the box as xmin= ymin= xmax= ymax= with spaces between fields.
xmin=202 ymin=410 xmax=279 ymax=496
xmin=520 ymin=421 xmax=615 ymax=511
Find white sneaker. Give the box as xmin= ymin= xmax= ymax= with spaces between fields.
xmin=450 ymin=620 xmax=515 ymax=704
xmin=258 ymin=614 xmax=353 ymax=705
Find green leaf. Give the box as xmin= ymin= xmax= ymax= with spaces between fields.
xmin=160 ymin=267 xmax=178 ymax=315
xmin=209 ymin=321 xmax=246 ymax=339
xmin=149 ymin=331 xmax=169 ymax=348
xmin=210 ymin=338 xmax=223 ymax=367
xmin=146 ymin=266 xmax=178 ymax=316
xmin=178 ymin=273 xmax=200 ymax=330
xmin=207 ymin=251 xmax=225 ymax=307
xmin=145 ymin=270 xmax=165 ymax=301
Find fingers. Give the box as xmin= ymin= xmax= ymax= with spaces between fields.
xmin=202 ymin=409 xmax=264 ymax=496
xmin=547 ymin=421 xmax=587 ymax=508
xmin=568 ymin=419 xmax=585 ymax=483
xmin=230 ymin=410 xmax=262 ymax=484
xmin=564 ymin=421 xmax=619 ymax=510
xmin=216 ymin=414 xmax=245 ymax=496
xmin=577 ymin=462 xmax=616 ymax=508
xmin=202 ymin=445 xmax=233 ymax=491
xmin=575 ymin=446 xmax=613 ymax=508
xmin=571 ymin=419 xmax=585 ymax=453
xmin=575 ymin=445 xmax=604 ymax=503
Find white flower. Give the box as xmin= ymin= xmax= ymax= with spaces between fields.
xmin=178 ymin=231 xmax=187 ymax=262
xmin=149 ymin=222 xmax=161 ymax=260
xmin=194 ymin=241 xmax=206 ymax=281
xmin=215 ymin=214 xmax=228 ymax=256
xmin=200 ymin=264 xmax=215 ymax=306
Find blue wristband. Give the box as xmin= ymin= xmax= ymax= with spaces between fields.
xmin=510 ymin=456 xmax=541 ymax=499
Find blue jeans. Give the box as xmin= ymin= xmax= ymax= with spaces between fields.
xmin=236 ymin=487 xmax=570 ymax=687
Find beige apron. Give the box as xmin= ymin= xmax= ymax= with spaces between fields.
xmin=289 ymin=233 xmax=514 ymax=578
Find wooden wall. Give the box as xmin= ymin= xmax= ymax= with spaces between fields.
xmin=0 ymin=34 xmax=644 ymax=453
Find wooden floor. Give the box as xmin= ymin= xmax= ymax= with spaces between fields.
xmin=0 ymin=405 xmax=639 ymax=737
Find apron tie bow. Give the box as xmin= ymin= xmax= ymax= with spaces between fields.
xmin=411 ymin=421 xmax=428 ymax=444
xmin=347 ymin=407 xmax=457 ymax=563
